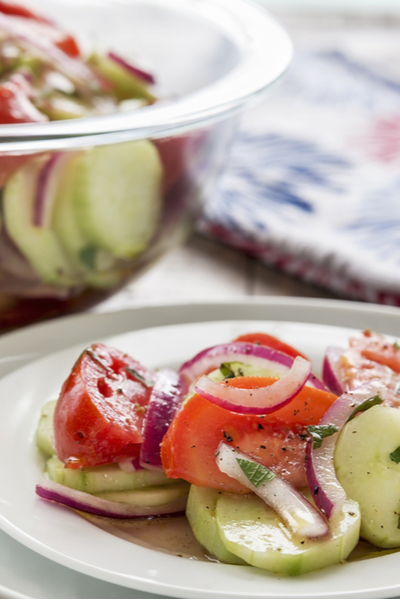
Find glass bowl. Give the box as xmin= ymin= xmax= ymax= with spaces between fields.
xmin=0 ymin=0 xmax=292 ymax=331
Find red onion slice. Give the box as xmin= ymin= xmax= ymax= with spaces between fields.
xmin=139 ymin=369 xmax=186 ymax=471
xmin=33 ymin=152 xmax=73 ymax=227
xmin=322 ymin=346 xmax=346 ymax=395
xmin=0 ymin=12 xmax=102 ymax=92
xmin=179 ymin=341 xmax=327 ymax=391
xmin=194 ymin=356 xmax=311 ymax=415
xmin=108 ymin=51 xmax=155 ymax=84
xmin=36 ymin=480 xmax=187 ymax=519
xmin=306 ymin=379 xmax=388 ymax=519
xmin=216 ymin=442 xmax=328 ymax=539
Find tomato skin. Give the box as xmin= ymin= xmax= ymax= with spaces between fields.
xmin=161 ymin=377 xmax=337 ymax=492
xmin=0 ymin=0 xmax=49 ymax=21
xmin=233 ymin=332 xmax=309 ymax=361
xmin=53 ymin=344 xmax=154 ymax=469
xmin=0 ymin=80 xmax=47 ymax=125
xmin=0 ymin=1 xmax=80 ymax=57
xmin=357 ymin=330 xmax=400 ymax=373
xmin=0 ymin=80 xmax=48 ymax=185
xmin=0 ymin=153 xmax=30 ymax=188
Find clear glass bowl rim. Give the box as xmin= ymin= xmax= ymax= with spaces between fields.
xmin=0 ymin=0 xmax=293 ymax=153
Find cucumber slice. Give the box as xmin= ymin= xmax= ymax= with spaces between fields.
xmin=46 ymin=456 xmax=176 ymax=494
xmin=95 ymin=482 xmax=189 ymax=506
xmin=38 ymin=94 xmax=91 ymax=120
xmin=335 ymin=405 xmax=400 ymax=548
xmin=87 ymin=52 xmax=156 ymax=103
xmin=209 ymin=362 xmax=284 ymax=383
xmin=215 ymin=493 xmax=360 ymax=575
xmin=52 ymin=152 xmax=125 ymax=288
xmin=3 ymin=154 xmax=83 ymax=286
xmin=36 ymin=400 xmax=57 ymax=457
xmin=67 ymin=140 xmax=163 ymax=259
xmin=186 ymin=485 xmax=246 ymax=564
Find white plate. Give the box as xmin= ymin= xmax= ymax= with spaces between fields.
xmin=1 ymin=298 xmax=400 ymax=599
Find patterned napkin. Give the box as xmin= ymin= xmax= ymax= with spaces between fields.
xmin=198 ymin=14 xmax=400 ymax=305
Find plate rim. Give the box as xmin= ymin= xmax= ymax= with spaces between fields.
xmin=1 ymin=297 xmax=400 ymax=598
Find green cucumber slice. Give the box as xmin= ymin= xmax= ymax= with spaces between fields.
xmin=215 ymin=493 xmax=360 ymax=575
xmin=87 ymin=52 xmax=156 ymax=103
xmin=186 ymin=485 xmax=246 ymax=564
xmin=335 ymin=405 xmax=400 ymax=548
xmin=46 ymin=456 xmax=176 ymax=494
xmin=68 ymin=140 xmax=163 ymax=259
xmin=52 ymin=152 xmax=125 ymax=288
xmin=3 ymin=154 xmax=83 ymax=286
xmin=95 ymin=482 xmax=190 ymax=506
xmin=36 ymin=400 xmax=56 ymax=457
xmin=209 ymin=361 xmax=284 ymax=383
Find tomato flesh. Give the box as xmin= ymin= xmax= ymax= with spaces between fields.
xmin=53 ymin=344 xmax=154 ymax=468
xmin=0 ymin=1 xmax=81 ymax=57
xmin=0 ymin=80 xmax=47 ymax=124
xmin=161 ymin=377 xmax=337 ymax=492
xmin=233 ymin=332 xmax=309 ymax=360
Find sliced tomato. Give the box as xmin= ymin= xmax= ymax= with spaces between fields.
xmin=0 ymin=1 xmax=81 ymax=57
xmin=356 ymin=330 xmax=400 ymax=373
xmin=0 ymin=0 xmax=49 ymax=22
xmin=0 ymin=81 xmax=47 ymax=185
xmin=161 ymin=376 xmax=337 ymax=492
xmin=53 ymin=344 xmax=155 ymax=469
xmin=233 ymin=332 xmax=309 ymax=360
xmin=155 ymin=135 xmax=192 ymax=194
xmin=0 ymin=80 xmax=47 ymax=124
xmin=0 ymin=153 xmax=31 ymax=188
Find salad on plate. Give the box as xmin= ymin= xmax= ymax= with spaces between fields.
xmin=35 ymin=327 xmax=400 ymax=576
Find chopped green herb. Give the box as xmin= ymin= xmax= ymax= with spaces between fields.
xmin=220 ymin=363 xmax=235 ymax=379
xmin=390 ymin=446 xmax=400 ymax=464
xmin=79 ymin=246 xmax=97 ymax=270
xmin=86 ymin=348 xmax=111 ymax=372
xmin=307 ymin=424 xmax=338 ymax=449
xmin=125 ymin=367 xmax=154 ymax=388
xmin=394 ymin=342 xmax=400 ymax=351
xmin=347 ymin=395 xmax=383 ymax=422
xmin=236 ymin=457 xmax=276 ymax=487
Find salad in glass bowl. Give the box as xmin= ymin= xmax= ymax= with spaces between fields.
xmin=35 ymin=327 xmax=400 ymax=576
xmin=0 ymin=0 xmax=293 ymax=331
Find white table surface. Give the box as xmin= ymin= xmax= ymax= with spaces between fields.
xmin=94 ymin=233 xmax=336 ymax=317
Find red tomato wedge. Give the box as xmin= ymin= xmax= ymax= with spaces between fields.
xmin=233 ymin=332 xmax=309 ymax=361
xmin=0 ymin=80 xmax=47 ymax=124
xmin=0 ymin=80 xmax=47 ymax=184
xmin=357 ymin=330 xmax=400 ymax=373
xmin=0 ymin=1 xmax=80 ymax=57
xmin=0 ymin=153 xmax=31 ymax=188
xmin=161 ymin=376 xmax=337 ymax=493
xmin=0 ymin=0 xmax=49 ymax=22
xmin=53 ymin=344 xmax=155 ymax=469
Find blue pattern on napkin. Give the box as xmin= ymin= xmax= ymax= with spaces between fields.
xmin=199 ymin=26 xmax=400 ymax=304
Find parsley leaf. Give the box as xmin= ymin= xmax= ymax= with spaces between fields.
xmin=390 ymin=446 xmax=400 ymax=464
xmin=125 ymin=367 xmax=154 ymax=388
xmin=220 ymin=362 xmax=235 ymax=379
xmin=307 ymin=424 xmax=338 ymax=449
xmin=347 ymin=395 xmax=383 ymax=422
xmin=79 ymin=246 xmax=97 ymax=270
xmin=236 ymin=458 xmax=276 ymax=487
